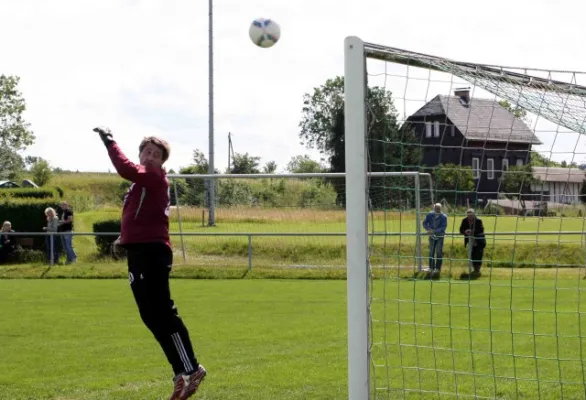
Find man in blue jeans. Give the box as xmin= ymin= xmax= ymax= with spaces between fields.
xmin=58 ymin=201 xmax=77 ymax=264
xmin=422 ymin=203 xmax=448 ymax=278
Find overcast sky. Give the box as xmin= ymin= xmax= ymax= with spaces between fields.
xmin=2 ymin=0 xmax=585 ymax=173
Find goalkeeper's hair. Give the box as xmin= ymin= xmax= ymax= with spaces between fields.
xmin=139 ymin=136 xmax=171 ymax=162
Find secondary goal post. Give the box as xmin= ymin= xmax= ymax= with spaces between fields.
xmin=345 ymin=36 xmax=586 ymax=400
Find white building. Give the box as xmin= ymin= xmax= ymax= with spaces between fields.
xmin=531 ymin=167 xmax=585 ymax=204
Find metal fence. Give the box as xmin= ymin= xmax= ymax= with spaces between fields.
xmin=1 ymin=230 xmax=585 ymax=269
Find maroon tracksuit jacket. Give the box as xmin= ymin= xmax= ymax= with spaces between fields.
xmin=107 ymin=142 xmax=171 ymax=249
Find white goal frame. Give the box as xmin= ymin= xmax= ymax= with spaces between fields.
xmin=344 ymin=36 xmax=433 ymax=400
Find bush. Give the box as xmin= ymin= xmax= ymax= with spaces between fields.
xmin=6 ymin=249 xmax=45 ymax=264
xmin=93 ymin=219 xmax=124 ymax=259
xmin=0 ymin=197 xmax=61 ymax=250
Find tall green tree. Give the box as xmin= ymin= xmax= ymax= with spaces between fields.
xmin=230 ymin=152 xmax=260 ymax=174
xmin=174 ymin=149 xmax=218 ymax=206
xmin=0 ymin=148 xmax=25 ymax=181
xmin=0 ymin=75 xmax=35 ymax=180
xmin=500 ymin=164 xmax=539 ymax=197
xmin=30 ymin=158 xmax=53 ymax=186
xmin=433 ymin=164 xmax=476 ymax=204
xmin=286 ymin=155 xmax=325 ymax=173
xmin=499 ymin=99 xmax=529 ymax=123
xmin=262 ymin=161 xmax=278 ymax=174
xmin=299 ymin=76 xmax=421 ymax=207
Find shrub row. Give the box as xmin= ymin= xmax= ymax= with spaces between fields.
xmin=93 ymin=219 xmax=124 ymax=259
xmin=0 ymin=187 xmax=63 ymax=200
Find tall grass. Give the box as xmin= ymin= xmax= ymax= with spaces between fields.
xmin=49 ymin=172 xmax=126 ymax=211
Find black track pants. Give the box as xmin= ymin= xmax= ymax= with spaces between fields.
xmin=126 ymin=243 xmax=199 ymax=377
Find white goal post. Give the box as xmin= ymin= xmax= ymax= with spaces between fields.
xmin=344 ymin=36 xmax=371 ymax=400
xmin=343 ymin=36 xmax=435 ymax=400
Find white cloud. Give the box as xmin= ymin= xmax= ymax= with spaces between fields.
xmin=1 ymin=0 xmax=585 ymax=174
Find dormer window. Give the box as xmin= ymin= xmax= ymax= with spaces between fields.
xmin=434 ymin=121 xmax=440 ymax=137
xmin=425 ymin=122 xmax=432 ymax=138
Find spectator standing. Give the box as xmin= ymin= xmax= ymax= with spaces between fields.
xmin=422 ymin=203 xmax=448 ymax=277
xmin=459 ymin=208 xmax=487 ymax=278
xmin=44 ymin=207 xmax=60 ymax=264
xmin=58 ymin=201 xmax=77 ymax=264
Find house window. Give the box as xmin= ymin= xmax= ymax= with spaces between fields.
xmin=451 ymin=125 xmax=455 ymax=137
xmin=502 ymin=159 xmax=509 ymax=172
xmin=516 ymin=159 xmax=523 ymax=166
xmin=487 ymin=158 xmax=495 ymax=180
xmin=434 ymin=121 xmax=440 ymax=138
xmin=472 ymin=157 xmax=480 ymax=179
xmin=425 ymin=122 xmax=432 ymax=138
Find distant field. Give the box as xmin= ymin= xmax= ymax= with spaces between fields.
xmin=16 ymin=172 xmax=586 ymax=269
xmin=32 ymin=206 xmax=586 ymax=270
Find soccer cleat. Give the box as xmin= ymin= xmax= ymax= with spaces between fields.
xmin=169 ymin=375 xmax=186 ymax=400
xmin=179 ymin=365 xmax=207 ymax=399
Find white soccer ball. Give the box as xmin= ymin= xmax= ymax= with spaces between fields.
xmin=249 ymin=18 xmax=280 ymax=48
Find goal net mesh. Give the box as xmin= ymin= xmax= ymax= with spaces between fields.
xmin=361 ymin=43 xmax=586 ymax=399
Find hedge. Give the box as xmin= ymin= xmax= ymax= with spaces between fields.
xmin=0 ymin=187 xmax=62 ymax=200
xmin=0 ymin=197 xmax=62 ymax=250
xmin=93 ymin=219 xmax=125 ymax=259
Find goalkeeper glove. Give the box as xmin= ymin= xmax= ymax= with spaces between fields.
xmin=93 ymin=126 xmax=115 ymax=147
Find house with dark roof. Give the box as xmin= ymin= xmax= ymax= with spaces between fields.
xmin=406 ymin=88 xmax=542 ymax=203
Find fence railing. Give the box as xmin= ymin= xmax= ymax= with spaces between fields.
xmin=1 ymin=230 xmax=585 ymax=269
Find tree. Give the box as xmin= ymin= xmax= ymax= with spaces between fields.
xmin=530 ymin=151 xmax=560 ymax=167
xmin=0 ymin=76 xmax=35 ymax=180
xmin=263 ymin=161 xmax=278 ymax=174
xmin=230 ymin=152 xmax=260 ymax=174
xmin=286 ymin=155 xmax=325 ymax=173
xmin=500 ymin=164 xmax=539 ymax=198
xmin=499 ymin=99 xmax=529 ymax=123
xmin=30 ymin=159 xmax=53 ymax=186
xmin=299 ymin=76 xmax=421 ymax=207
xmin=433 ymin=164 xmax=475 ymax=204
xmin=174 ymin=149 xmax=218 ymax=206
xmin=0 ymin=148 xmax=25 ymax=181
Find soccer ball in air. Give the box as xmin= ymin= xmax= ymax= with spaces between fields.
xmin=249 ymin=18 xmax=280 ymax=48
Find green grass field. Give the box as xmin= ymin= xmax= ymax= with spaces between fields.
xmin=3 ymin=173 xmax=586 ymax=399
xmin=2 ymin=277 xmax=586 ymax=399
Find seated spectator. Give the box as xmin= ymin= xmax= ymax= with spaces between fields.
xmin=43 ymin=208 xmax=60 ymax=264
xmin=0 ymin=221 xmax=16 ymax=264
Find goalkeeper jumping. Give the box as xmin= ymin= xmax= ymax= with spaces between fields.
xmin=94 ymin=127 xmax=206 ymax=400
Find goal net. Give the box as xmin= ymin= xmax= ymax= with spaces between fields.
xmin=344 ymin=37 xmax=586 ymax=399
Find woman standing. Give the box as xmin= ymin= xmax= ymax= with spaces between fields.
xmin=44 ymin=207 xmax=60 ymax=264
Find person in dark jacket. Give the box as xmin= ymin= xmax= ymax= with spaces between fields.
xmin=459 ymin=209 xmax=486 ymax=278
xmin=94 ymin=127 xmax=206 ymax=400
xmin=0 ymin=221 xmax=16 ymax=264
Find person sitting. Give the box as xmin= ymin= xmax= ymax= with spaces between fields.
xmin=0 ymin=221 xmax=16 ymax=264
xmin=459 ymin=209 xmax=486 ymax=279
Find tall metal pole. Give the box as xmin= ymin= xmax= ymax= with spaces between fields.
xmin=207 ymin=0 xmax=216 ymax=226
